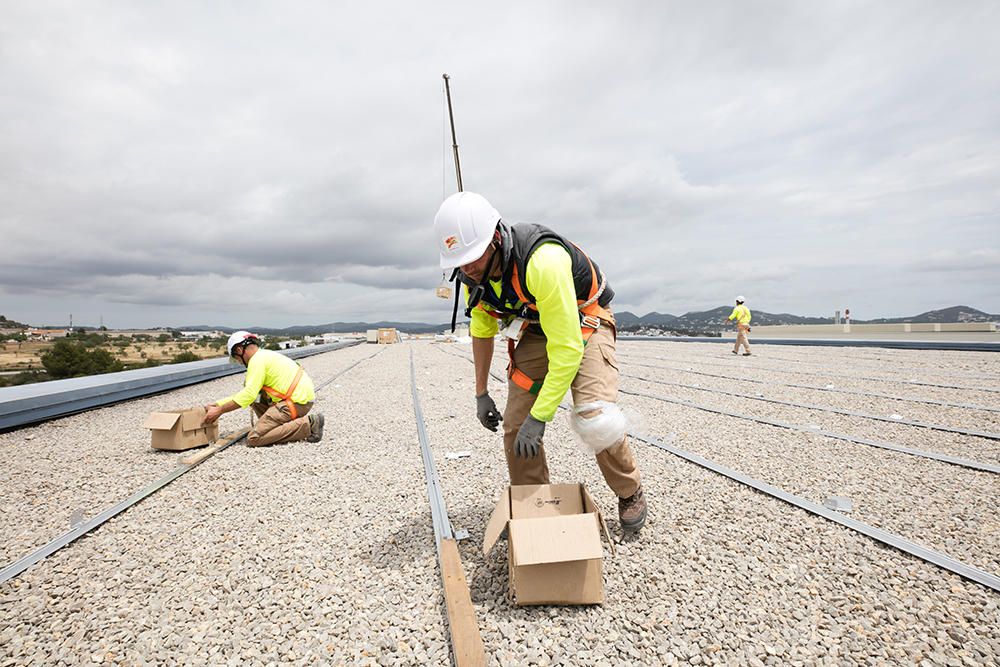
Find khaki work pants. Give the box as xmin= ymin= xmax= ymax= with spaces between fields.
xmin=249 ymin=400 xmax=313 ymax=447
xmin=734 ymin=323 xmax=751 ymax=354
xmin=503 ymin=324 xmax=642 ymax=499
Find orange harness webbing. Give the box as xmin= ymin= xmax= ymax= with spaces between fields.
xmin=502 ymin=252 xmax=615 ymax=395
xmin=261 ymin=366 xmax=304 ymax=420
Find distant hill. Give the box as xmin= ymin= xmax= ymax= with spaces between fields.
xmin=615 ymin=311 xmax=677 ymax=327
xmin=0 ymin=315 xmax=29 ymax=329
xmin=675 ymin=306 xmax=834 ymax=327
xmin=180 ymin=304 xmax=998 ymax=337
xmin=617 ymin=307 xmax=832 ymax=331
xmin=179 ymin=321 xmax=457 ymax=335
xmin=862 ymin=305 xmax=999 ymax=324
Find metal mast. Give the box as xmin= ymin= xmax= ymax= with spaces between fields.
xmin=443 ymin=74 xmax=463 ymax=192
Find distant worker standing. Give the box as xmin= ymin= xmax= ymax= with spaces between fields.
xmin=202 ymin=331 xmax=325 ymax=446
xmin=728 ymin=296 xmax=752 ymax=356
xmin=433 ymin=191 xmax=647 ymax=531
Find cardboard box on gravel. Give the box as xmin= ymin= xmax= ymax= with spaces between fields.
xmin=143 ymin=407 xmax=219 ymax=451
xmin=483 ymin=483 xmax=614 ymax=606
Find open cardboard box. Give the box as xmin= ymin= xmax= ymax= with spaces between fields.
xmin=143 ymin=406 xmax=219 ymax=451
xmin=483 ymin=483 xmax=614 ymax=606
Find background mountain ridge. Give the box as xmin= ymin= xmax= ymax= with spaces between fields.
xmin=172 ymin=305 xmax=999 ymax=335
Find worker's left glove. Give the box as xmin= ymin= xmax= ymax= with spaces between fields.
xmin=514 ymin=415 xmax=545 ymax=458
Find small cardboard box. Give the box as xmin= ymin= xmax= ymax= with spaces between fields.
xmin=377 ymin=328 xmax=399 ymax=344
xmin=143 ymin=407 xmax=219 ymax=451
xmin=483 ymin=483 xmax=614 ymax=606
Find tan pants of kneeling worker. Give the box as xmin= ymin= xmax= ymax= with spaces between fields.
xmin=249 ymin=400 xmax=313 ymax=447
xmin=503 ymin=325 xmax=642 ymax=499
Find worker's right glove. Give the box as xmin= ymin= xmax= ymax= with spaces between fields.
xmin=476 ymin=392 xmax=503 ymax=432
xmin=514 ymin=415 xmax=545 ymax=458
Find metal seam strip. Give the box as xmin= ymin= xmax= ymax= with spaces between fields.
xmin=620 ymin=335 xmax=1000 ymax=354
xmin=696 ymin=351 xmax=1000 ymax=383
xmin=434 ymin=345 xmax=1000 ymax=591
xmin=481 ymin=346 xmax=999 ymax=471
xmin=0 ymin=347 xmax=375 ymax=585
xmin=620 ymin=358 xmax=1000 ymax=413
xmin=621 ymin=387 xmax=1000 ymax=474
xmin=313 ymin=349 xmax=384 ymax=392
xmin=619 ymin=351 xmax=1000 ymax=394
xmin=0 ymin=434 xmax=246 ymax=584
xmin=630 ymin=432 xmax=1000 ymax=593
xmin=625 ymin=372 xmax=1000 ymax=441
xmin=415 ymin=352 xmax=487 ymax=661
xmin=410 ymin=349 xmax=454 ymax=552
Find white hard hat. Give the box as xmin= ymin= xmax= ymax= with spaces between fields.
xmin=226 ymin=330 xmax=258 ymax=357
xmin=736 ymin=295 xmax=745 ymax=303
xmin=434 ymin=191 xmax=501 ymax=270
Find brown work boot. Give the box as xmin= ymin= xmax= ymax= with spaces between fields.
xmin=307 ymin=413 xmax=325 ymax=442
xmin=618 ymin=486 xmax=647 ymax=532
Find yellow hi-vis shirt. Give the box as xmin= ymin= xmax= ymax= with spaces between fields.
xmin=469 ymin=242 xmax=585 ymax=423
xmin=728 ymin=304 xmax=752 ymax=325
xmin=219 ymin=348 xmax=316 ymax=408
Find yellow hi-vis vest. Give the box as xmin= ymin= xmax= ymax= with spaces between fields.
xmin=220 ymin=348 xmax=316 ymax=408
xmin=728 ymin=304 xmax=751 ymax=325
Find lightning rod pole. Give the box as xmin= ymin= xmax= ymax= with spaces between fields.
xmin=443 ymin=73 xmax=463 ymax=192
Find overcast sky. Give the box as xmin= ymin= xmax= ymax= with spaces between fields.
xmin=2 ymin=1 xmax=998 ymax=328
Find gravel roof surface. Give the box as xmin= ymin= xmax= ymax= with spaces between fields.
xmin=1 ymin=339 xmax=998 ymax=666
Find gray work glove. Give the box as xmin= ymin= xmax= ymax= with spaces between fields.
xmin=476 ymin=392 xmax=503 ymax=432
xmin=514 ymin=415 xmax=546 ymax=458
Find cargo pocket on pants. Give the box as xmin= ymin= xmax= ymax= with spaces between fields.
xmin=599 ymin=341 xmax=619 ymax=372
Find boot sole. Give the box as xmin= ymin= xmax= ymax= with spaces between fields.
xmin=620 ymin=506 xmax=647 ymax=532
xmin=307 ymin=414 xmax=325 ymax=442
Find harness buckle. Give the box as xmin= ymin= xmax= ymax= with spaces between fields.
xmin=581 ymin=314 xmax=601 ymax=330
xmin=501 ymin=317 xmax=528 ymax=341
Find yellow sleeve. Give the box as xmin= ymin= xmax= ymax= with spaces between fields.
xmin=219 ymin=350 xmax=315 ymax=407
xmin=468 ymin=285 xmax=500 ymax=338
xmin=222 ymin=353 xmax=266 ymax=408
xmin=728 ymin=307 xmax=738 ymax=321
xmin=525 ymin=243 xmax=584 ymax=422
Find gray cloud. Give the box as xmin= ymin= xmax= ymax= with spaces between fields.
xmin=914 ymin=249 xmax=1000 ymax=273
xmin=1 ymin=1 xmax=998 ymax=328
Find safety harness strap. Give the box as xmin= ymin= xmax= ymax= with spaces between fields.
xmin=506 ymin=338 xmax=543 ymax=394
xmin=261 ymin=366 xmax=304 ymax=420
xmin=505 ymin=250 xmax=615 ymax=395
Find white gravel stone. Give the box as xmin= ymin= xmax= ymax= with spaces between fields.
xmin=1 ymin=340 xmax=998 ymax=665
xmin=612 ymin=343 xmax=1000 ymax=574
xmin=426 ymin=340 xmax=1000 ymax=665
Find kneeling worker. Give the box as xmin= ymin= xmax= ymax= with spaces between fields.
xmin=434 ymin=191 xmax=647 ymax=531
xmin=202 ymin=331 xmax=324 ymax=446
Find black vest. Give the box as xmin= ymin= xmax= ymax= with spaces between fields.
xmin=477 ymin=222 xmax=614 ymax=321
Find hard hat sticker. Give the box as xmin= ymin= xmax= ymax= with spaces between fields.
xmin=444 ymin=235 xmax=459 ymax=249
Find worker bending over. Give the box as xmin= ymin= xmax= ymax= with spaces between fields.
xmin=202 ymin=331 xmax=324 ymax=446
xmin=434 ymin=191 xmax=647 ymax=531
xmin=728 ymin=296 xmax=752 ymax=356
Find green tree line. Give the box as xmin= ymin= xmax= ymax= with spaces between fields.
xmin=40 ymin=340 xmax=125 ymax=379
xmin=0 ymin=339 xmax=224 ymax=387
